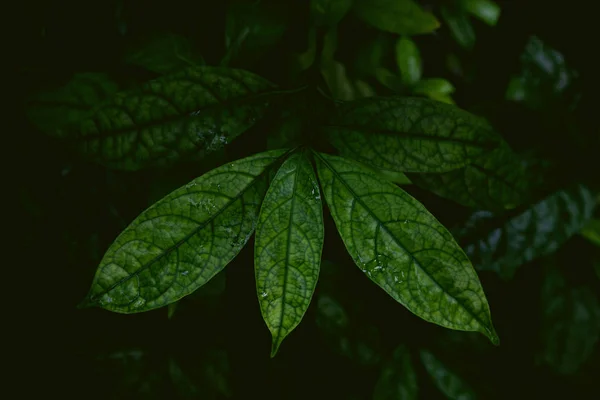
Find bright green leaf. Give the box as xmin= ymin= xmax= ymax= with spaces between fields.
xmin=459 ymin=185 xmax=596 ymax=278
xmin=413 ymin=78 xmax=455 ymax=96
xmin=539 ymin=266 xmax=600 ymax=374
xmin=255 ymin=152 xmax=324 ymax=356
xmin=80 ymin=149 xmax=289 ymax=313
xmin=325 ymin=97 xmax=501 ymax=173
xmin=311 ymin=0 xmax=353 ymax=27
xmin=396 ymin=36 xmax=422 ymax=86
xmin=354 ymin=0 xmax=440 ymax=35
xmin=409 ymin=143 xmax=529 ymax=210
xmin=441 ymin=6 xmax=476 ymax=50
xmin=314 ymin=152 xmax=498 ymax=343
xmin=125 ymin=32 xmax=204 ymax=74
xmin=48 ymin=66 xmax=277 ymax=170
xmin=460 ymin=0 xmax=501 ymax=26
xmin=580 ymin=219 xmax=600 ymax=247
xmin=373 ymin=345 xmax=418 ymax=400
xmin=420 ymin=350 xmax=476 ymax=399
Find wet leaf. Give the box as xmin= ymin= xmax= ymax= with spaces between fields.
xmin=43 ymin=66 xmax=278 ymax=170
xmin=420 ymin=350 xmax=476 ymax=399
xmin=373 ymin=345 xmax=418 ymax=400
xmin=255 ymin=152 xmax=324 ymax=356
xmin=315 ymin=152 xmax=498 ymax=343
xmin=80 ymin=149 xmax=289 ymax=313
xmin=396 ymin=36 xmax=422 ymax=86
xmin=459 ymin=185 xmax=596 ymax=278
xmin=354 ymin=0 xmax=440 ymax=36
xmin=325 ymin=97 xmax=501 ymax=173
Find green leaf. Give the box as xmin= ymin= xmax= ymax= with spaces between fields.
xmin=420 ymin=350 xmax=476 ymax=400
xmin=311 ymin=0 xmax=353 ymax=27
xmin=81 ymin=149 xmax=289 ymax=313
xmin=580 ymin=219 xmax=600 ymax=247
xmin=413 ymin=78 xmax=455 ymax=96
xmin=354 ymin=0 xmax=440 ymax=35
xmin=441 ymin=6 xmax=476 ymax=50
xmin=125 ymin=32 xmax=204 ymax=74
xmin=255 ymin=152 xmax=324 ymax=356
xmin=52 ymin=66 xmax=277 ymax=170
xmin=27 ymin=73 xmax=119 ymax=133
xmin=460 ymin=0 xmax=501 ymax=26
xmin=459 ymin=185 xmax=596 ymax=278
xmin=396 ymin=36 xmax=422 ymax=86
xmin=538 ymin=266 xmax=600 ymax=375
xmin=409 ymin=143 xmax=529 ymax=210
xmin=506 ymin=36 xmax=578 ymax=110
xmin=325 ymin=97 xmax=501 ymax=173
xmin=314 ymin=152 xmax=498 ymax=343
xmin=373 ymin=345 xmax=418 ymax=400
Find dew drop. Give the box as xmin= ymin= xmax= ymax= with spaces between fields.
xmin=186 ymin=181 xmax=197 ymax=188
xmin=180 ymin=270 xmax=189 ymax=276
xmin=394 ymin=276 xmax=398 ymax=282
xmin=261 ymin=291 xmax=268 ymax=298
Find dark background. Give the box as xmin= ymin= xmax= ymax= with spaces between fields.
xmin=12 ymin=0 xmax=599 ymax=398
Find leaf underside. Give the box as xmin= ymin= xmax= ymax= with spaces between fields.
xmin=326 ymin=97 xmax=500 ymax=173
xmin=82 ymin=149 xmax=289 ymax=313
xmin=315 ymin=152 xmax=498 ymax=343
xmin=255 ymin=152 xmax=324 ymax=356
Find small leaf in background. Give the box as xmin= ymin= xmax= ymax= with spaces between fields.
xmin=580 ymin=219 xmax=600 ymax=247
xmin=224 ymin=0 xmax=289 ymax=66
xmin=506 ymin=36 xmax=578 ymax=110
xmin=315 ymin=153 xmax=498 ymax=343
xmin=538 ymin=266 xmax=600 ymax=375
xmin=373 ymin=345 xmax=418 ymax=400
xmin=81 ymin=150 xmax=288 ymax=313
xmin=354 ymin=34 xmax=391 ymax=79
xmin=409 ymin=143 xmax=529 ymax=210
xmin=395 ymin=36 xmax=422 ymax=86
xmin=325 ymin=97 xmax=501 ymax=173
xmin=440 ymin=6 xmax=476 ymax=50
xmin=125 ymin=32 xmax=204 ymax=74
xmin=413 ymin=78 xmax=456 ymax=104
xmin=459 ymin=184 xmax=596 ymax=279
xmin=353 ymin=0 xmax=439 ymax=35
xmin=311 ymin=0 xmax=353 ymax=27
xmin=33 ymin=66 xmax=277 ymax=170
xmin=27 ymin=73 xmax=119 ymax=133
xmin=255 ymin=152 xmax=324 ymax=356
xmin=374 ymin=68 xmax=405 ymax=93
xmin=460 ymin=0 xmax=501 ymax=26
xmin=420 ymin=350 xmax=476 ymax=400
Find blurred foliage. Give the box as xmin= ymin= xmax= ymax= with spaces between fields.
xmin=16 ymin=0 xmax=599 ymax=399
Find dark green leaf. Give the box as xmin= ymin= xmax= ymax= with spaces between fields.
xmin=460 ymin=0 xmax=501 ymax=26
xmin=396 ymin=36 xmax=422 ymax=86
xmin=255 ymin=152 xmax=324 ymax=356
xmin=409 ymin=143 xmax=529 ymax=210
xmin=580 ymin=219 xmax=600 ymax=247
xmin=373 ymin=345 xmax=418 ymax=400
xmin=325 ymin=97 xmax=501 ymax=173
xmin=314 ymin=152 xmax=498 ymax=343
xmin=125 ymin=33 xmax=204 ymax=74
xmin=506 ymin=36 xmax=578 ymax=110
xmin=311 ymin=0 xmax=352 ymax=27
xmin=51 ymin=66 xmax=277 ymax=170
xmin=27 ymin=73 xmax=119 ymax=133
xmin=354 ymin=0 xmax=440 ymax=35
xmin=81 ymin=149 xmax=289 ymax=313
xmin=459 ymin=185 xmax=595 ymax=278
xmin=538 ymin=266 xmax=600 ymax=374
xmin=441 ymin=6 xmax=476 ymax=50
xmin=420 ymin=350 xmax=476 ymax=400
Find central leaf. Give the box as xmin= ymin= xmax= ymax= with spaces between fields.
xmin=82 ymin=149 xmax=289 ymax=313
xmin=255 ymin=152 xmax=324 ymax=356
xmin=314 ymin=152 xmax=498 ymax=343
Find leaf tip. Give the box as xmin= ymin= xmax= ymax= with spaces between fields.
xmin=485 ymin=327 xmax=500 ymax=346
xmin=76 ymin=295 xmax=96 ymax=310
xmin=270 ymin=341 xmax=281 ymax=358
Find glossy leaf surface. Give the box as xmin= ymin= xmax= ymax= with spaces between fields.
xmin=55 ymin=66 xmax=277 ymax=170
xmin=396 ymin=36 xmax=422 ymax=86
xmin=326 ymin=97 xmax=500 ymax=173
xmin=82 ymin=149 xmax=288 ymax=313
xmin=353 ymin=0 xmax=440 ymax=36
xmin=373 ymin=345 xmax=418 ymax=400
xmin=459 ymin=185 xmax=596 ymax=278
xmin=255 ymin=152 xmax=324 ymax=356
xmin=315 ymin=153 xmax=498 ymax=342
